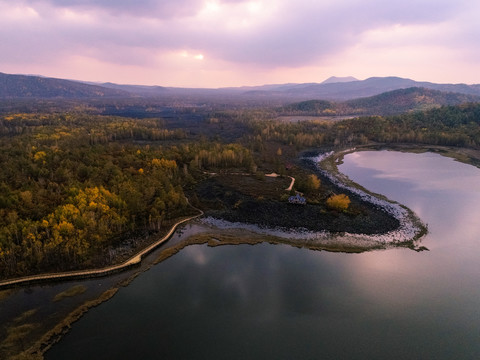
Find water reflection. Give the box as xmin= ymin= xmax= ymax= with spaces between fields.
xmin=46 ymin=151 xmax=480 ymax=360
xmin=340 ymin=151 xmax=480 ymax=338
xmin=163 ymin=244 xmax=349 ymax=318
xmin=341 ymin=151 xmax=480 ymax=248
xmin=347 ymin=151 xmax=480 ymax=192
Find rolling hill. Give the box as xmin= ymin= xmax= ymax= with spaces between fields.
xmin=0 ymin=72 xmax=130 ymax=99
xmin=279 ymin=87 xmax=480 ymax=116
xmin=342 ymin=87 xmax=480 ymax=115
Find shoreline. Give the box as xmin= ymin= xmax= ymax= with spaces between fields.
xmin=197 ymin=148 xmax=428 ymax=251
xmin=1 ymin=144 xmax=448 ymax=289
xmin=4 ymin=145 xmax=474 ymax=359
xmin=307 ymin=148 xmax=428 ymax=245
xmin=0 ymin=208 xmax=203 ymax=290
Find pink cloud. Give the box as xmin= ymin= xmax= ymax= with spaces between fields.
xmin=0 ymin=0 xmax=479 ymax=87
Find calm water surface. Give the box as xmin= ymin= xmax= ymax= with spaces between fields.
xmin=46 ymin=151 xmax=480 ymax=360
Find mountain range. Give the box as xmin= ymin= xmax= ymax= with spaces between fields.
xmin=1 ymin=72 xmax=479 ymax=111
xmin=101 ymin=75 xmax=480 ymax=102
xmin=0 ymin=72 xmax=129 ymax=99
xmin=241 ymin=76 xmax=480 ymax=100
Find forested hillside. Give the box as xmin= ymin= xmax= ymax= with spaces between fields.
xmin=343 ymin=87 xmax=480 ymax=115
xmin=0 ymin=113 xmax=255 ymax=277
xmin=243 ymin=103 xmax=480 ymax=149
xmin=0 ymin=73 xmax=130 ymax=99
xmin=278 ymin=88 xmax=480 ymax=116
xmin=1 ymin=101 xmax=479 ymax=278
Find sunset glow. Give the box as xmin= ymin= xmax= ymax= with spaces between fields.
xmin=0 ymin=0 xmax=478 ymax=87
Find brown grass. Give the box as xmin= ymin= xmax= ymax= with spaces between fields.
xmin=215 ymin=174 xmax=291 ymax=200
xmin=18 ymin=287 xmax=119 ymax=359
xmin=14 ymin=309 xmax=38 ymax=323
xmin=153 ymin=228 xmax=372 ymax=267
xmin=0 ymin=324 xmax=39 ymax=352
xmin=52 ymin=285 xmax=87 ymax=302
xmin=9 ymin=352 xmax=43 ymax=360
xmin=0 ymin=288 xmax=15 ymax=301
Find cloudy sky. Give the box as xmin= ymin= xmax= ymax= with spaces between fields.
xmin=1 ymin=0 xmax=479 ymax=87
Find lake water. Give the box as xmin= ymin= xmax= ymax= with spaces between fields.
xmin=46 ymin=151 xmax=480 ymax=360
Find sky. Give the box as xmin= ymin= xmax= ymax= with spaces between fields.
xmin=1 ymin=0 xmax=479 ymax=88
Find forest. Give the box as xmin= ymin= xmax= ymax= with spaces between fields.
xmin=238 ymin=102 xmax=480 ymax=149
xmin=0 ymin=113 xmax=255 ymax=277
xmin=1 ymin=101 xmax=479 ymax=278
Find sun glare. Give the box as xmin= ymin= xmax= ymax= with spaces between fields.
xmin=247 ymin=1 xmax=262 ymax=14
xmin=178 ymin=51 xmax=205 ymax=61
xmin=204 ymin=1 xmax=221 ymax=14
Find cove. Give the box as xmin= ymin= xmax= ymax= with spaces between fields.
xmin=45 ymin=151 xmax=480 ymax=360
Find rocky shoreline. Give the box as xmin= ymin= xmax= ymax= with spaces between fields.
xmin=306 ymin=149 xmax=427 ymax=245
xmin=196 ymin=149 xmax=427 ymax=251
xmin=1 ymin=148 xmax=433 ymax=360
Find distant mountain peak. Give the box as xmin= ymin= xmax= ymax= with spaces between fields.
xmin=321 ymin=76 xmax=358 ymax=84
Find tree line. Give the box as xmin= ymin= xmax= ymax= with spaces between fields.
xmin=235 ymin=103 xmax=480 ymax=150
xmin=0 ymin=113 xmax=256 ymax=277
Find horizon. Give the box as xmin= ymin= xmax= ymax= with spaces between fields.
xmin=1 ymin=0 xmax=479 ymax=88
xmin=5 ymin=71 xmax=479 ymax=90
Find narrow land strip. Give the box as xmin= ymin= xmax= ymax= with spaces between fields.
xmin=0 ymin=208 xmax=203 ymax=289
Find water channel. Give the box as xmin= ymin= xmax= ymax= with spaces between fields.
xmin=14 ymin=151 xmax=480 ymax=359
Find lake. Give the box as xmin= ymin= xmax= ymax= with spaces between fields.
xmin=45 ymin=150 xmax=480 ymax=359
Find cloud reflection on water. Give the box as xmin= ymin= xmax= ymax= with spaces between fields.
xmin=347 ymin=151 xmax=480 ymax=192
xmin=339 ymin=150 xmax=480 ymax=316
xmin=341 ymin=151 xmax=480 ymax=247
xmin=45 ymin=150 xmax=480 ymax=360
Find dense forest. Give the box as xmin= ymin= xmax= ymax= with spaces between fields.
xmin=240 ymin=102 xmax=480 ymax=149
xmin=278 ymin=88 xmax=480 ymax=116
xmin=0 ymin=113 xmax=255 ymax=277
xmin=1 ymin=101 xmax=479 ymax=278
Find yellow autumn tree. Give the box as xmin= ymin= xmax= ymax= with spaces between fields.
xmin=307 ymin=174 xmax=321 ymax=191
xmin=326 ymin=194 xmax=350 ymax=211
xmin=33 ymin=151 xmax=47 ymax=162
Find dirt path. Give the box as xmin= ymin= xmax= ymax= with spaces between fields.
xmin=285 ymin=176 xmax=295 ymax=191
xmin=265 ymin=172 xmax=295 ymax=191
xmin=0 ymin=208 xmax=203 ymax=289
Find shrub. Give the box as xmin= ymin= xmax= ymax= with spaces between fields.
xmin=326 ymin=194 xmax=350 ymax=211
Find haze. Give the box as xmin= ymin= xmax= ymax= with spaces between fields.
xmin=1 ymin=0 xmax=479 ymax=87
